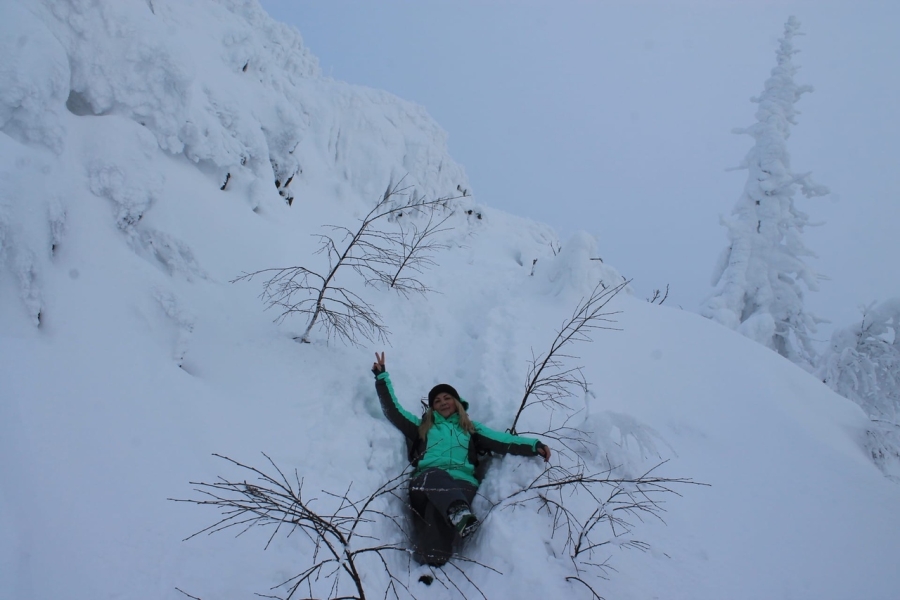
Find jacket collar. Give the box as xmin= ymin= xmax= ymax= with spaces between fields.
xmin=433 ymin=411 xmax=461 ymax=425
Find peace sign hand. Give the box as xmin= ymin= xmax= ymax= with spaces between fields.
xmin=372 ymin=351 xmax=386 ymax=376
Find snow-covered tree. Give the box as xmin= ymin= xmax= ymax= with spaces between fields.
xmin=819 ymin=299 xmax=900 ymax=423
xmin=701 ymin=16 xmax=829 ymax=369
xmin=819 ymin=299 xmax=900 ymax=480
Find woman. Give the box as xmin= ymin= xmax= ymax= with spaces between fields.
xmin=372 ymin=352 xmax=551 ymax=566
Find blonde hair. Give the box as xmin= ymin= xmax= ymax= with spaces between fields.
xmin=419 ymin=398 xmax=475 ymax=439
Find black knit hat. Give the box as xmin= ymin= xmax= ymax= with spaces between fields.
xmin=428 ymin=383 xmax=460 ymax=407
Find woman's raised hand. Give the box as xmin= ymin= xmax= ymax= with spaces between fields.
xmin=372 ymin=351 xmax=386 ymax=376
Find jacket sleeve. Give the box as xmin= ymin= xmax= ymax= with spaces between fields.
xmin=375 ymin=371 xmax=420 ymax=442
xmin=472 ymin=422 xmax=543 ymax=457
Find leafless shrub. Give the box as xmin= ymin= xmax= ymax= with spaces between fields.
xmin=499 ymin=277 xmax=704 ymax=594
xmin=171 ymin=453 xmax=409 ymax=600
xmin=485 ymin=460 xmax=707 ymax=599
xmin=173 ymin=454 xmax=500 ymax=600
xmin=233 ymin=179 xmax=458 ymax=346
xmin=509 ymin=280 xmax=629 ymax=436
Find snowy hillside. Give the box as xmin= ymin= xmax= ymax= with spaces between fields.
xmin=2 ymin=2 xmax=899 ymax=600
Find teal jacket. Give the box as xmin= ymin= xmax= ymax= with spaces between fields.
xmin=375 ymin=371 xmax=544 ymax=485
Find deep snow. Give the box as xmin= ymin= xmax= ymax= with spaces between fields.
xmin=2 ymin=2 xmax=899 ymax=599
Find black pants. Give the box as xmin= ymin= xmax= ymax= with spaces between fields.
xmin=408 ymin=468 xmax=478 ymax=566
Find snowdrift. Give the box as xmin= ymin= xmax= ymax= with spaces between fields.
xmin=2 ymin=2 xmax=899 ymax=599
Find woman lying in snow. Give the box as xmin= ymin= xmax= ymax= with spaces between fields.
xmin=372 ymin=352 xmax=551 ymax=566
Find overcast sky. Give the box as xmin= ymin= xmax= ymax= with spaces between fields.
xmin=259 ymin=0 xmax=899 ymax=343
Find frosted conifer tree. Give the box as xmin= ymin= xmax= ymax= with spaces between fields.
xmin=702 ymin=16 xmax=829 ymax=369
xmin=819 ymin=299 xmax=900 ymax=423
xmin=819 ymin=299 xmax=900 ymax=480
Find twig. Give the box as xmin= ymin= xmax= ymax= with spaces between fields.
xmin=565 ymin=575 xmax=606 ymax=599
xmin=647 ymin=284 xmax=669 ymax=305
xmin=175 ymin=588 xmax=203 ymax=600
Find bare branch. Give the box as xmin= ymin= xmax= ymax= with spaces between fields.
xmin=510 ymin=280 xmax=629 ymax=434
xmin=171 ymin=454 xmax=415 ymax=600
xmin=385 ymin=212 xmax=453 ymax=297
xmin=486 ymin=457 xmax=707 ymax=589
xmin=565 ymin=575 xmax=606 ymax=599
xmin=173 ymin=454 xmax=502 ymax=600
xmin=175 ymin=588 xmax=203 ymax=600
xmin=647 ymin=284 xmax=669 ymax=305
xmin=233 ymin=177 xmax=461 ymax=346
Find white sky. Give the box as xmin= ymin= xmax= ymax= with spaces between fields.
xmin=259 ymin=0 xmax=900 ymax=342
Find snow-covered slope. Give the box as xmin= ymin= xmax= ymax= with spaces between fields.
xmin=2 ymin=2 xmax=899 ymax=600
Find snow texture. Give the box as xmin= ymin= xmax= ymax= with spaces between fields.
xmin=1 ymin=3 xmax=899 ymax=600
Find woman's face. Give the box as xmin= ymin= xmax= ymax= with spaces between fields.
xmin=433 ymin=393 xmax=458 ymax=418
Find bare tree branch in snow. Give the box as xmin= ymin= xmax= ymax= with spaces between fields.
xmin=509 ymin=280 xmax=629 ymax=436
xmin=233 ymin=178 xmax=460 ymax=346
